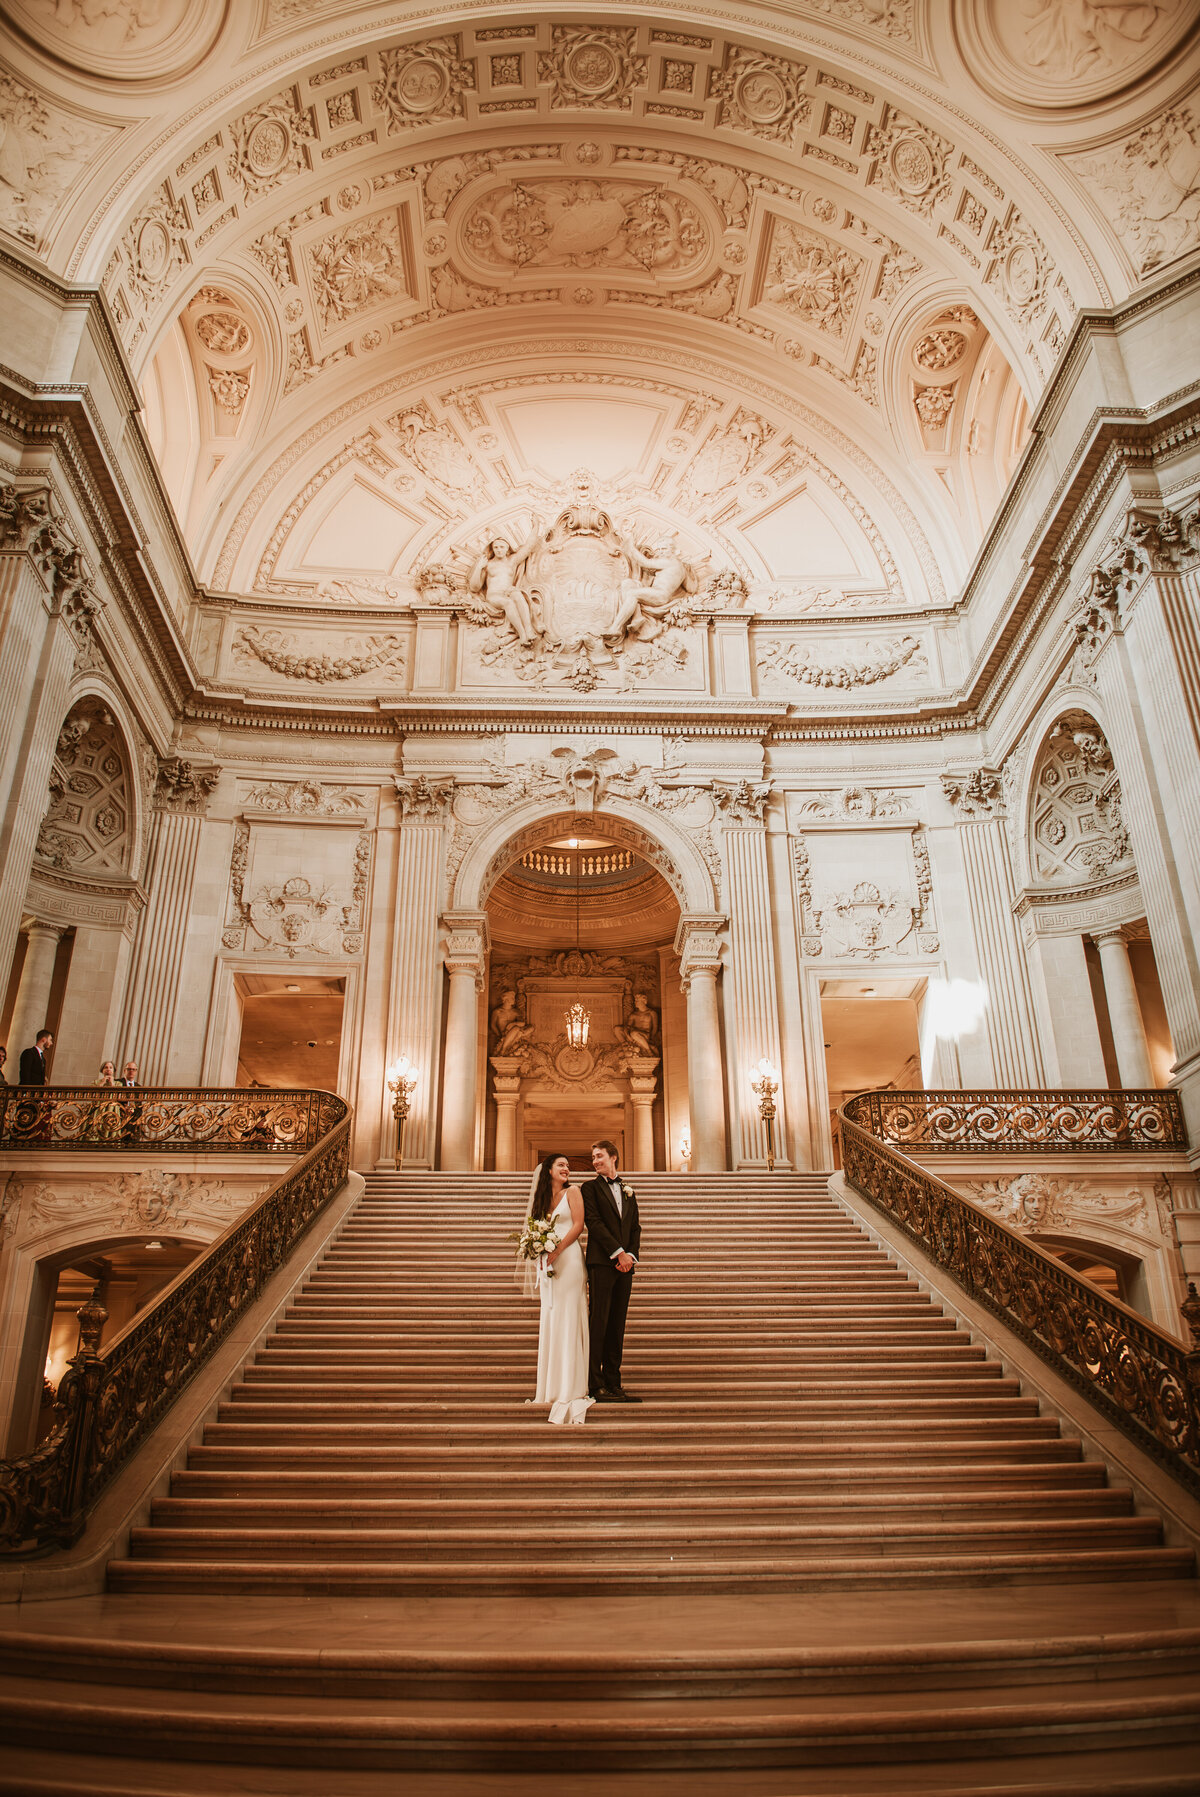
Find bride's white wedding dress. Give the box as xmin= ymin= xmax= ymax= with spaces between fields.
xmin=532 ymin=1195 xmax=594 ymax=1426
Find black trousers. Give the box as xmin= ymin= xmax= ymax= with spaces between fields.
xmin=587 ymin=1259 xmax=633 ymax=1393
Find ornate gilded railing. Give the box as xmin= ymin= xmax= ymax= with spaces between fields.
xmin=0 ymin=1088 xmax=350 ymax=1555
xmin=846 ymin=1087 xmax=1186 ymax=1154
xmin=839 ymin=1099 xmax=1200 ymax=1496
xmin=0 ymin=1084 xmax=344 ymax=1153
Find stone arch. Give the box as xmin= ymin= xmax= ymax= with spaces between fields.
xmin=35 ymin=693 xmax=141 ymax=884
xmin=450 ymin=795 xmax=719 ymax=916
xmin=1023 ymin=706 xmax=1133 ymax=893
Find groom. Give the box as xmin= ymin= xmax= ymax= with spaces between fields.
xmin=582 ymin=1139 xmax=642 ymax=1404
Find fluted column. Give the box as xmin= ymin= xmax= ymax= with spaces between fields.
xmin=440 ymin=912 xmax=489 ymax=1171
xmin=941 ymin=771 xmax=1045 ymax=1087
xmin=1076 ymin=517 xmax=1200 ymax=1137
xmin=0 ymin=541 xmax=78 ymax=986
xmin=7 ymin=921 xmax=64 ymax=1070
xmin=721 ymin=807 xmax=788 ymax=1168
xmin=379 ymin=793 xmax=449 ymax=1167
xmin=119 ymin=766 xmax=219 ymax=1082
xmin=675 ymin=914 xmax=727 ymax=1173
xmin=1093 ymin=928 xmax=1154 ymax=1087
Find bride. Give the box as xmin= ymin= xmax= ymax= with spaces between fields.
xmin=525 ymin=1153 xmax=594 ymax=1426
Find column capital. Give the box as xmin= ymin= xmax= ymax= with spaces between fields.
xmin=940 ymin=767 xmax=1004 ymax=819
xmin=1091 ymin=924 xmax=1133 ymax=949
xmin=23 ymin=918 xmax=66 ymax=943
xmin=442 ymin=910 xmax=489 ymax=987
xmin=674 ymin=912 xmax=726 ymax=978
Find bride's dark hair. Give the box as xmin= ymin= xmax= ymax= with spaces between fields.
xmin=531 ymin=1153 xmax=572 ymax=1220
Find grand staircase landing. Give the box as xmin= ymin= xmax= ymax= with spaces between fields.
xmin=1 ymin=1170 xmax=1198 ymax=1793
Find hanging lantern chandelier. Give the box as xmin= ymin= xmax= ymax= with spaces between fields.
xmin=564 ymin=840 xmax=591 ymax=1048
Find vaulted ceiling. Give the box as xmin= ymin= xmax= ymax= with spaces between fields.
xmin=3 ymin=0 xmax=1195 ymax=613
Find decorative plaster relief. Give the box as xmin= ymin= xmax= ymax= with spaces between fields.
xmin=8 ymin=1170 xmax=263 ymax=1244
xmin=865 ymin=107 xmax=954 ymax=217
xmin=959 ymin=1173 xmax=1149 ymax=1235
xmin=1029 ymin=712 xmax=1132 ymax=886
xmin=372 ymin=37 xmax=476 ymax=132
xmin=233 ymin=626 xmax=406 ymax=683
xmin=155 ymin=756 xmax=220 ymax=813
xmin=243 ymin=781 xmax=368 ymax=816
xmin=0 ymin=67 xmax=114 ymax=251
xmin=941 ymin=767 xmax=1003 ymax=817
xmin=226 ymin=819 xmax=370 ymax=957
xmin=960 ymin=0 xmax=1189 ymax=109
xmin=35 ymin=700 xmax=132 ymax=877
xmin=707 ymin=45 xmax=810 ymax=144
xmin=226 ymin=87 xmax=317 ymax=203
xmin=1067 ymin=104 xmax=1200 ymax=278
xmin=985 ymin=206 xmax=1051 ymax=328
xmin=460 ymin=176 xmax=710 ymax=276
xmin=5 ymin=0 xmax=223 ymax=82
xmin=758 ymin=217 xmax=865 ymax=339
xmin=538 ymin=27 xmax=648 ymax=111
xmin=304 ymin=207 xmax=415 ymax=332
xmin=757 ymin=633 xmax=927 ymax=690
xmin=795 ymin=787 xmax=912 ymax=819
xmin=796 ymin=820 xmax=934 ymax=958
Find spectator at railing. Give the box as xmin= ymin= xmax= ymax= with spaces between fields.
xmin=18 ymin=1030 xmax=53 ymax=1086
xmin=118 ymin=1060 xmax=142 ymax=1141
xmin=0 ymin=1045 xmax=8 ymax=1086
xmin=90 ymin=1062 xmax=123 ymax=1141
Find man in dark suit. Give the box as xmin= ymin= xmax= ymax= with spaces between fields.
xmin=18 ymin=1030 xmax=53 ymax=1085
xmin=581 ymin=1138 xmax=642 ymax=1404
xmin=118 ymin=1059 xmax=142 ymax=1140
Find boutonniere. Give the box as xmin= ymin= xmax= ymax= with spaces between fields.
xmin=622 ymin=1183 xmax=635 ymax=1201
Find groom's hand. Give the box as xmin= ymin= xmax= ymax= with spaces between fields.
xmin=615 ymin=1252 xmax=635 ymax=1273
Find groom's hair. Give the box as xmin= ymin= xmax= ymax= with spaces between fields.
xmin=591 ymin=1139 xmax=619 ymax=1164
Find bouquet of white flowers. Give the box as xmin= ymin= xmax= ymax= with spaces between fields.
xmin=510 ymin=1212 xmax=562 ymax=1276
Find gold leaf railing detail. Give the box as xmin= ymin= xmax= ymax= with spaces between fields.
xmin=844 ymin=1087 xmax=1186 ymax=1153
xmin=0 ymin=1087 xmax=350 ymax=1555
xmin=0 ymin=1085 xmax=345 ymax=1152
xmin=839 ymin=1092 xmax=1200 ymax=1496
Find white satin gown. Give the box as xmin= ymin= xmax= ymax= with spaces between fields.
xmin=531 ymin=1195 xmax=595 ymax=1426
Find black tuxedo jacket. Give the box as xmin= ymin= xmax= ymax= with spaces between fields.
xmin=581 ymin=1175 xmax=641 ymax=1266
xmin=18 ymin=1047 xmax=46 ymax=1086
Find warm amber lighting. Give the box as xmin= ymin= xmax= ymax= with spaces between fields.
xmin=679 ymin=1126 xmax=691 ymax=1170
xmin=386 ymin=1056 xmax=420 ymax=1165
xmin=564 ymin=1003 xmax=590 ymax=1049
xmin=750 ymin=1058 xmax=780 ymax=1172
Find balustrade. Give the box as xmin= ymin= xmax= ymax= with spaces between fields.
xmin=839 ymin=1089 xmax=1200 ymax=1496
xmin=0 ymin=1086 xmax=351 ymax=1554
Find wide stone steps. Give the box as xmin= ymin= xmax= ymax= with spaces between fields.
xmin=0 ymin=1168 xmax=1180 ymax=1788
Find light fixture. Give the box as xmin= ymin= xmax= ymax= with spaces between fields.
xmin=750 ymin=1057 xmax=780 ymax=1172
xmin=285 ymin=983 xmax=301 ymax=992
xmin=563 ymin=837 xmax=591 ymax=1048
xmin=679 ymin=1126 xmax=691 ymax=1171
xmin=386 ymin=1055 xmax=419 ymax=1166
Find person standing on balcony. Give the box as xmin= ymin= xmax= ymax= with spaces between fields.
xmin=18 ymin=1029 xmax=52 ymax=1085
xmin=118 ymin=1058 xmax=142 ymax=1141
xmin=0 ymin=1045 xmax=8 ymax=1085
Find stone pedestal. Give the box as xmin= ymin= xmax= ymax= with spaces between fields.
xmin=625 ymin=1054 xmax=659 ymax=1170
xmin=490 ymin=1055 xmax=525 ymax=1171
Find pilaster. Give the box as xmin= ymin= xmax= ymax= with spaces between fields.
xmin=719 ymin=790 xmax=789 ymax=1168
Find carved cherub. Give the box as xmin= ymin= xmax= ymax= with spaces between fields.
xmin=614 ymin=534 xmax=696 ymax=641
xmin=468 ymin=528 xmax=544 ymax=645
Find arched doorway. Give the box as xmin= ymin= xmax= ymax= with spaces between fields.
xmin=435 ymin=794 xmax=728 ymax=1172
xmin=483 ymin=824 xmax=682 ymax=1171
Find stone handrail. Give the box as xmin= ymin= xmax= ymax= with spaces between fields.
xmin=838 ymin=1098 xmax=1200 ymax=1498
xmin=843 ymin=1087 xmax=1186 ymax=1154
xmin=0 ymin=1084 xmax=345 ymax=1153
xmin=0 ymin=1088 xmax=351 ymax=1555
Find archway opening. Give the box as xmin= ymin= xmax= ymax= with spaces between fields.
xmin=482 ymin=821 xmax=682 ymax=1172
xmin=233 ymin=973 xmax=345 ymax=1090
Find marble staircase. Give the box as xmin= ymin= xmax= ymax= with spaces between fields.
xmin=1 ymin=1170 xmax=1198 ymax=1792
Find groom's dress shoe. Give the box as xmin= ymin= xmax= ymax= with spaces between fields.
xmin=610 ymin=1387 xmax=642 ymax=1403
xmin=594 ymin=1389 xmax=621 ymax=1403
